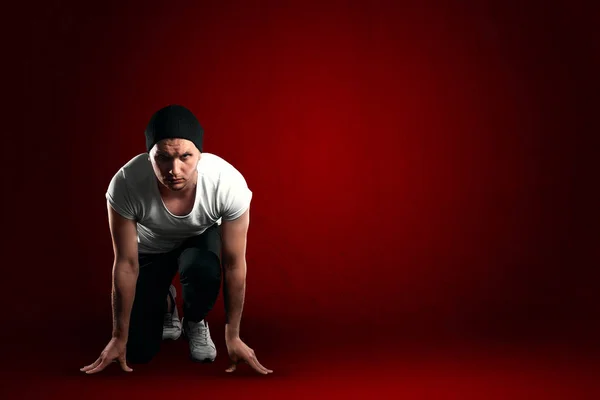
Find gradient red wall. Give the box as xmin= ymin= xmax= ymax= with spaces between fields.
xmin=7 ymin=0 xmax=597 ymax=374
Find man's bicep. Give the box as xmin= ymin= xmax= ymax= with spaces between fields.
xmin=107 ymin=200 xmax=139 ymax=264
xmin=221 ymin=206 xmax=250 ymax=266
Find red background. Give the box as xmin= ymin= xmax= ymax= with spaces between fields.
xmin=5 ymin=0 xmax=598 ymax=398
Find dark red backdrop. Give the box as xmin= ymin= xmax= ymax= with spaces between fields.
xmin=5 ymin=0 xmax=598 ymax=398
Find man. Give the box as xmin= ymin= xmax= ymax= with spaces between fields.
xmin=80 ymin=104 xmax=272 ymax=375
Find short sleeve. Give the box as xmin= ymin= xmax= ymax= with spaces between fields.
xmin=105 ymin=168 xmax=138 ymax=220
xmin=218 ymin=167 xmax=253 ymax=221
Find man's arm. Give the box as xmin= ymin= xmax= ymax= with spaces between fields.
xmin=80 ymin=201 xmax=139 ymax=374
xmin=221 ymin=206 xmax=271 ymax=374
xmin=221 ymin=206 xmax=250 ymax=341
xmin=107 ymin=201 xmax=139 ymax=342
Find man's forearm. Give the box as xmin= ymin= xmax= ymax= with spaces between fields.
xmin=111 ymin=261 xmax=138 ymax=341
xmin=223 ymin=261 xmax=247 ymax=340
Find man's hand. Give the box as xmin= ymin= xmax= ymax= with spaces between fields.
xmin=80 ymin=337 xmax=132 ymax=374
xmin=225 ymin=337 xmax=273 ymax=375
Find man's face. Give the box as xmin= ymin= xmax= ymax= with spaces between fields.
xmin=149 ymin=138 xmax=201 ymax=192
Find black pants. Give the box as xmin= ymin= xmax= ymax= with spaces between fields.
xmin=126 ymin=223 xmax=222 ymax=364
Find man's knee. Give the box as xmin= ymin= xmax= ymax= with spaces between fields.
xmin=126 ymin=313 xmax=163 ymax=364
xmin=126 ymin=341 xmax=160 ymax=364
xmin=179 ymin=249 xmax=221 ymax=284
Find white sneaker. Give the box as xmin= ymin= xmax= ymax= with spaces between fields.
xmin=162 ymin=285 xmax=182 ymax=340
xmin=183 ymin=318 xmax=217 ymax=362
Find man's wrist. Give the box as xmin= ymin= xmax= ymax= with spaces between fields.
xmin=225 ymin=325 xmax=240 ymax=341
xmin=112 ymin=330 xmax=129 ymax=342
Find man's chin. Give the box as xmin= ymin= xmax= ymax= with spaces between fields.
xmin=165 ymin=181 xmax=186 ymax=191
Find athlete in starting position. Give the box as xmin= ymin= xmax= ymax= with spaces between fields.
xmin=80 ymin=104 xmax=272 ymax=375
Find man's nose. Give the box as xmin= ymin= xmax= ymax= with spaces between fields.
xmin=169 ymin=161 xmax=182 ymax=176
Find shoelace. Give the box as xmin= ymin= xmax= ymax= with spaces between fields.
xmin=163 ymin=313 xmax=174 ymax=328
xmin=189 ymin=323 xmax=209 ymax=347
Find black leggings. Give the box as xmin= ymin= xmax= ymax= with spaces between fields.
xmin=126 ymin=223 xmax=222 ymax=364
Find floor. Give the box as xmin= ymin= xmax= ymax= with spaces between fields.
xmin=4 ymin=332 xmax=599 ymax=400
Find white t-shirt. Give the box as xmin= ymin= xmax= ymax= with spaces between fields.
xmin=105 ymin=152 xmax=252 ymax=254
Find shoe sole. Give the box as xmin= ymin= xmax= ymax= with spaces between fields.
xmin=189 ymin=355 xmax=216 ymax=363
xmin=162 ymin=330 xmax=182 ymax=341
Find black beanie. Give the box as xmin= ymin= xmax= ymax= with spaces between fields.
xmin=144 ymin=104 xmax=204 ymax=153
